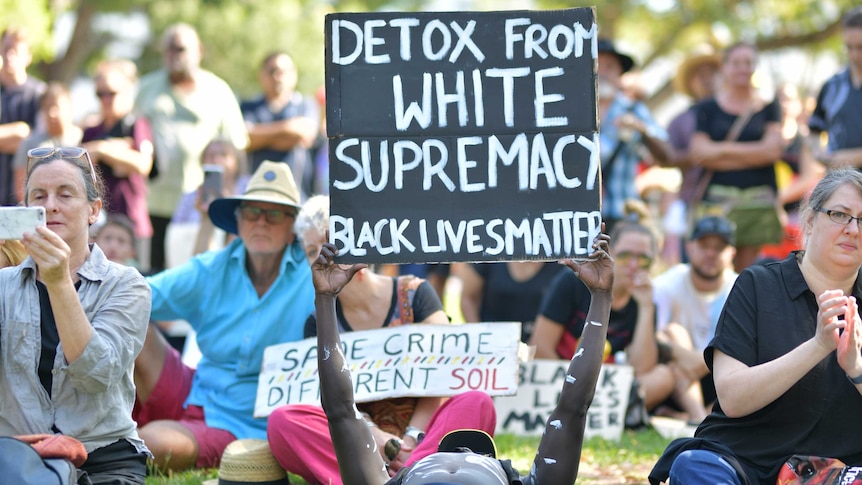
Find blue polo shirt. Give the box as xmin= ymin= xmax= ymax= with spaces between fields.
xmin=147 ymin=237 xmax=314 ymax=439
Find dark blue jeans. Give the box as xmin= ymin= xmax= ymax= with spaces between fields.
xmin=669 ymin=450 xmax=743 ymax=485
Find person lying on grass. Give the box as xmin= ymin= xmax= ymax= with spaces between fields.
xmin=311 ymin=230 xmax=613 ymax=485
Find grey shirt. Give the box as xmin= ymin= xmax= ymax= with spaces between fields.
xmin=0 ymin=244 xmax=151 ymax=455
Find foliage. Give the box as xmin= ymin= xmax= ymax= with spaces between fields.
xmin=8 ymin=0 xmax=857 ymax=107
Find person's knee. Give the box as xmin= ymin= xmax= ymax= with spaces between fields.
xmin=138 ymin=421 xmax=198 ymax=471
xmin=669 ymin=450 xmax=741 ymax=485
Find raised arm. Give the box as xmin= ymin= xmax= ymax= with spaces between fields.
xmin=525 ymin=232 xmax=614 ymax=485
xmin=313 ymin=243 xmax=390 ymax=485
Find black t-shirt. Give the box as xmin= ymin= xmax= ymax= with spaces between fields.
xmin=538 ymin=270 xmax=638 ymax=360
xmin=36 ymin=280 xmax=82 ymax=397
xmin=696 ymin=252 xmax=862 ymax=483
xmin=304 ymin=278 xmax=442 ymax=338
xmin=694 ymin=98 xmax=782 ymax=192
xmin=472 ymin=262 xmax=565 ymax=342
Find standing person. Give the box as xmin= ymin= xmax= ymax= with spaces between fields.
xmin=597 ymin=38 xmax=672 ymax=233
xmin=0 ymin=27 xmax=45 ymax=206
xmin=12 ymin=82 xmax=83 ymax=200
xmin=660 ymin=47 xmax=721 ymax=264
xmin=688 ymin=42 xmax=784 ymax=272
xmin=135 ymin=22 xmax=248 ymax=272
xmin=92 ymin=214 xmax=139 ymax=267
xmin=267 ymin=195 xmax=450 ymax=484
xmin=81 ymin=59 xmax=154 ymax=250
xmin=650 ymin=168 xmax=862 ymax=485
xmin=530 ymin=221 xmax=675 ymax=416
xmin=808 ymin=7 xmax=862 ymax=169
xmin=0 ymin=147 xmax=152 ymax=483
xmin=652 ymin=215 xmax=738 ymax=423
xmin=132 ymin=161 xmax=314 ymax=472
xmin=241 ymin=51 xmax=318 ymax=199
xmin=455 ymin=261 xmax=565 ymax=342
xmin=310 ymin=231 xmax=614 ymax=485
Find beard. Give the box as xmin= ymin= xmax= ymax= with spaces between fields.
xmin=691 ymin=262 xmax=723 ymax=281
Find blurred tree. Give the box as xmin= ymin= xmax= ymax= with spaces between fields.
xmin=3 ymin=0 xmax=857 ymax=107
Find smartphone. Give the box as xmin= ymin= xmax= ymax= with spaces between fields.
xmin=0 ymin=207 xmax=46 ymax=240
xmin=201 ymin=165 xmax=224 ymax=205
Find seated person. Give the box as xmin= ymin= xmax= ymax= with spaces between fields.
xmin=311 ymin=228 xmax=613 ymax=485
xmin=133 ymin=161 xmax=314 ymax=472
xmin=530 ymin=221 xmax=674 ymax=416
xmin=0 ymin=147 xmax=151 ymax=483
xmin=91 ymin=214 xmax=139 ymax=267
xmin=649 ymin=169 xmax=862 ymax=484
xmin=267 ymin=195 xmax=449 ymax=483
xmin=652 ymin=215 xmax=737 ymax=423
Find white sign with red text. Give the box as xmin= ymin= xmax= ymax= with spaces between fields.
xmin=254 ymin=322 xmax=521 ymax=418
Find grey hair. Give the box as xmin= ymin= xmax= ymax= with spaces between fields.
xmin=799 ymin=168 xmax=862 ymax=247
xmin=294 ymin=195 xmax=330 ymax=237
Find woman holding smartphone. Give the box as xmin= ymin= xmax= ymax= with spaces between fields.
xmin=0 ymin=147 xmax=152 ymax=484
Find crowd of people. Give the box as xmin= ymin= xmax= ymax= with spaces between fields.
xmin=1 ymin=5 xmax=861 ymax=484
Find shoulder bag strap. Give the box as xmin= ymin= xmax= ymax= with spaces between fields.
xmin=690 ymin=106 xmax=756 ymax=205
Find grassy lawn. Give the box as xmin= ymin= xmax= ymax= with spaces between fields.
xmin=144 ymin=428 xmax=671 ymax=484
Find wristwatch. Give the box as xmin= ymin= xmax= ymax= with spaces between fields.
xmin=404 ymin=426 xmax=426 ymax=443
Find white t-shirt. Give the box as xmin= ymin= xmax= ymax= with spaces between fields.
xmin=652 ymin=264 xmax=737 ymax=351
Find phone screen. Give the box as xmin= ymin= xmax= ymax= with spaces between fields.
xmin=201 ymin=165 xmax=224 ymax=205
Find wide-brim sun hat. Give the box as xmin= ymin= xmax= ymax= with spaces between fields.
xmin=201 ymin=438 xmax=289 ymax=485
xmin=208 ymin=160 xmax=301 ymax=235
xmin=673 ymin=47 xmax=721 ymax=98
xmin=597 ymin=38 xmax=635 ymax=74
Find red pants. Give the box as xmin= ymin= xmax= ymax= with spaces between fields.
xmin=267 ymin=391 xmax=497 ymax=485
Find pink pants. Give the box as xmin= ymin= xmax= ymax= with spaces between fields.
xmin=267 ymin=391 xmax=497 ymax=485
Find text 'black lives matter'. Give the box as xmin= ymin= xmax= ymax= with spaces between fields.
xmin=326 ymin=8 xmax=600 ymax=264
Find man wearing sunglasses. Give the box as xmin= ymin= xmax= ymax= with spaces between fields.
xmin=132 ymin=160 xmax=314 ymax=472
xmin=135 ymin=22 xmax=248 ymax=272
xmin=652 ymin=215 xmax=738 ymax=424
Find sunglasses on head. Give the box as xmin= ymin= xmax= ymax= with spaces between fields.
xmin=27 ymin=146 xmax=97 ymax=186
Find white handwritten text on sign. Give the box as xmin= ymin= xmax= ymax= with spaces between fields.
xmin=254 ymin=322 xmax=521 ymax=418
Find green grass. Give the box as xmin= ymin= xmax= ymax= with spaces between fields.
xmin=144 ymin=428 xmax=670 ymax=484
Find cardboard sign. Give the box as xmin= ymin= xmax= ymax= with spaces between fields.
xmin=325 ymin=8 xmax=601 ymax=264
xmin=494 ymin=360 xmax=633 ymax=441
xmin=254 ymin=323 xmax=521 ymax=418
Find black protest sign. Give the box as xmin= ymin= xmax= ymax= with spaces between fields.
xmin=326 ymin=8 xmax=600 ymax=264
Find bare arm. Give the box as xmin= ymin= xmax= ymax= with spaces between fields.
xmin=246 ymin=117 xmax=317 ymax=152
xmin=526 ymin=234 xmax=613 ymax=485
xmin=690 ymin=124 xmax=783 ymax=171
xmin=453 ymin=263 xmax=483 ymax=323
xmin=82 ymin=137 xmax=154 ymax=177
xmin=624 ymin=272 xmax=658 ymax=375
xmin=0 ymin=122 xmax=31 ymax=153
xmin=529 ymin=316 xmax=566 ymax=359
xmin=313 ymin=245 xmax=389 ymax=485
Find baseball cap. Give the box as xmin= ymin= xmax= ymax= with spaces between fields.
xmin=690 ymin=215 xmax=735 ymax=245
xmin=437 ymin=429 xmax=498 ymax=458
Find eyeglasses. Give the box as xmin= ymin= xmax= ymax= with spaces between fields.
xmin=95 ymin=90 xmax=118 ymax=99
xmin=615 ymin=251 xmax=653 ymax=269
xmin=815 ymin=207 xmax=862 ymax=228
xmin=235 ymin=205 xmax=296 ymax=225
xmin=27 ymin=146 xmax=97 ymax=186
